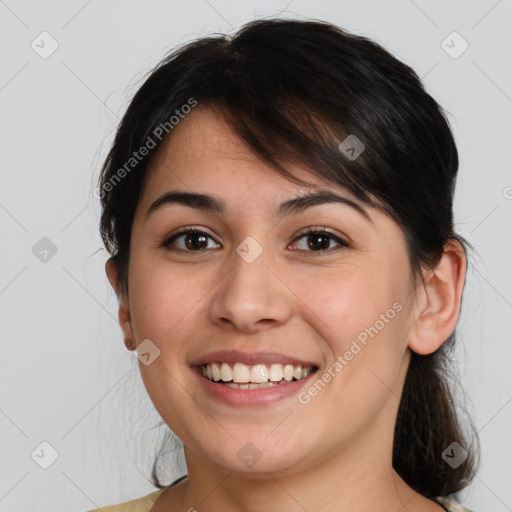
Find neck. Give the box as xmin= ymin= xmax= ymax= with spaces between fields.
xmin=173 ymin=432 xmax=436 ymax=512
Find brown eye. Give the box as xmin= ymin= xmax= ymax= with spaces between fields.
xmin=291 ymin=228 xmax=348 ymax=254
xmin=162 ymin=229 xmax=220 ymax=252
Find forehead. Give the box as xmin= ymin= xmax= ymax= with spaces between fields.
xmin=167 ymin=107 xmax=251 ymax=157
xmin=145 ymin=106 xmax=353 ymax=197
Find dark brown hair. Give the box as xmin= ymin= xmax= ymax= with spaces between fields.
xmin=98 ymin=18 xmax=478 ymax=498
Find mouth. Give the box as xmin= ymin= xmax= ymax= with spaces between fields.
xmin=199 ymin=362 xmax=319 ymax=389
xmin=191 ymin=350 xmax=320 ymax=405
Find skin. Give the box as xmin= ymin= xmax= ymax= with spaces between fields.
xmin=106 ymin=107 xmax=466 ymax=512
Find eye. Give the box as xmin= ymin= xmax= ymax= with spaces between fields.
xmin=161 ymin=228 xmax=220 ymax=252
xmin=160 ymin=226 xmax=349 ymax=255
xmin=290 ymin=227 xmax=349 ymax=254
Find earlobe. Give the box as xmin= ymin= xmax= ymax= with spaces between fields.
xmin=105 ymin=257 xmax=135 ymax=350
xmin=408 ymin=240 xmax=467 ymax=355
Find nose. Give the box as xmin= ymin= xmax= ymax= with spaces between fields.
xmin=208 ymin=242 xmax=293 ymax=334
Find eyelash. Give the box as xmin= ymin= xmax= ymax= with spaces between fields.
xmin=160 ymin=226 xmax=349 ymax=256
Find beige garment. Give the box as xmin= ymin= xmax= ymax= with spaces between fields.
xmin=86 ymin=487 xmax=167 ymax=512
xmin=87 ymin=484 xmax=472 ymax=512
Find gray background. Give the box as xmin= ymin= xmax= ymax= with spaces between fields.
xmin=0 ymin=1 xmax=511 ymax=511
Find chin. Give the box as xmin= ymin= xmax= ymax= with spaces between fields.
xmin=196 ymin=433 xmax=310 ymax=475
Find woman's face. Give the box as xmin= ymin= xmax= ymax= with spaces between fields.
xmin=113 ymin=107 xmax=419 ymax=477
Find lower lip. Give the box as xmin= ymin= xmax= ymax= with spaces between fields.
xmin=192 ymin=366 xmax=318 ymax=406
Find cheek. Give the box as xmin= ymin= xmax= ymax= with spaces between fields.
xmin=291 ymin=264 xmax=400 ymax=353
xmin=293 ymin=270 xmax=408 ymax=445
xmin=127 ymin=254 xmax=211 ymax=344
xmin=293 ymin=265 xmax=409 ymax=410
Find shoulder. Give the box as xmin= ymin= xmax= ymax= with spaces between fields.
xmin=436 ymin=495 xmax=475 ymax=512
xmin=87 ymin=475 xmax=186 ymax=512
xmin=86 ymin=487 xmax=169 ymax=512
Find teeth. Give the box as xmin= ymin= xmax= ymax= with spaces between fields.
xmin=225 ymin=381 xmax=278 ymax=389
xmin=232 ymin=363 xmax=250 ymax=383
xmin=211 ymin=362 xmax=221 ymax=381
xmin=250 ymin=364 xmax=268 ymax=383
xmin=283 ymin=364 xmax=294 ymax=381
xmin=268 ymin=364 xmax=282 ymax=382
xmin=201 ymin=362 xmax=315 ymax=384
xmin=220 ymin=362 xmax=232 ymax=382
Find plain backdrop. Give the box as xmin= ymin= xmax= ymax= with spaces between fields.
xmin=1 ymin=1 xmax=511 ymax=511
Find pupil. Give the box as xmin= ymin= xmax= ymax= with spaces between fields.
xmin=308 ymin=234 xmax=330 ymax=251
xmin=186 ymin=233 xmax=207 ymax=250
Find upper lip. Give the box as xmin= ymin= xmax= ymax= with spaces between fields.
xmin=191 ymin=350 xmax=318 ymax=367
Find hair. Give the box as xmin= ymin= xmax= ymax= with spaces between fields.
xmin=98 ymin=18 xmax=478 ymax=498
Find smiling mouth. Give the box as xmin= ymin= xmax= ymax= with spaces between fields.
xmin=200 ymin=362 xmax=319 ymax=389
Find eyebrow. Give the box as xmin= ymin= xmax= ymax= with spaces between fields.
xmin=145 ymin=189 xmax=371 ymax=222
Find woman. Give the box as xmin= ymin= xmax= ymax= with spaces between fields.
xmin=91 ymin=18 xmax=477 ymax=512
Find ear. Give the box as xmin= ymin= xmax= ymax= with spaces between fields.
xmin=408 ymin=239 xmax=467 ymax=355
xmin=105 ymin=257 xmax=135 ymax=350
